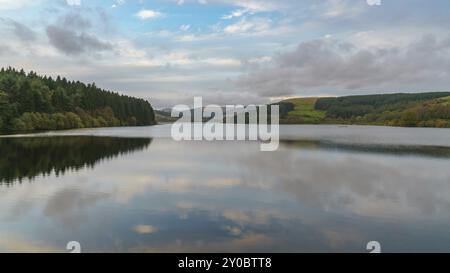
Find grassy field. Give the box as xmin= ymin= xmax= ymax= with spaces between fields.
xmin=437 ymin=96 xmax=450 ymax=106
xmin=280 ymin=97 xmax=326 ymax=124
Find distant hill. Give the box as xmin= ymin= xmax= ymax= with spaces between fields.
xmin=277 ymin=92 xmax=450 ymax=127
xmin=154 ymin=109 xmax=179 ymax=123
xmin=155 ymin=108 xmax=217 ymax=123
xmin=0 ymin=67 xmax=156 ymax=134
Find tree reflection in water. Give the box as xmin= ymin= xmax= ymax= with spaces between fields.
xmin=0 ymin=136 xmax=152 ymax=185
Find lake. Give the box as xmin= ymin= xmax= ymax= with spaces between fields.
xmin=1 ymin=125 xmax=450 ymax=253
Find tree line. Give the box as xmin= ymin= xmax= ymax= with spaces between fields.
xmin=0 ymin=67 xmax=156 ymax=133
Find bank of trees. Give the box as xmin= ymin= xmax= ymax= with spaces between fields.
xmin=276 ymin=93 xmax=450 ymax=128
xmin=315 ymin=93 xmax=450 ymax=128
xmin=315 ymin=92 xmax=450 ymax=119
xmin=0 ymin=67 xmax=155 ymax=133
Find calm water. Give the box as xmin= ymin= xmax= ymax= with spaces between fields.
xmin=1 ymin=125 xmax=450 ymax=253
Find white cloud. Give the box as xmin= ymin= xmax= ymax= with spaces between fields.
xmin=0 ymin=0 xmax=41 ymax=9
xmin=224 ymin=17 xmax=272 ymax=35
xmin=222 ymin=8 xmax=250 ymax=20
xmin=66 ymin=0 xmax=81 ymax=6
xmin=222 ymin=0 xmax=277 ymax=12
xmin=321 ymin=0 xmax=365 ymax=18
xmin=135 ymin=9 xmax=163 ymax=20
xmin=170 ymin=0 xmax=278 ymax=12
xmin=179 ymin=24 xmax=191 ymax=31
xmin=175 ymin=33 xmax=218 ymax=42
xmin=247 ymin=56 xmax=272 ymax=64
xmin=202 ymin=58 xmax=241 ymax=66
xmin=349 ymin=30 xmax=407 ymax=49
xmin=111 ymin=0 xmax=125 ymax=8
xmin=367 ymin=0 xmax=382 ymax=6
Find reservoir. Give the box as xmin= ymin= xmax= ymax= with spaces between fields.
xmin=1 ymin=125 xmax=450 ymax=252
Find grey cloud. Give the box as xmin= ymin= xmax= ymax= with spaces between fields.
xmin=236 ymin=34 xmax=450 ymax=97
xmin=57 ymin=7 xmax=114 ymax=34
xmin=1 ymin=19 xmax=36 ymax=43
xmin=11 ymin=21 xmax=36 ymax=42
xmin=44 ymin=9 xmax=115 ymax=56
xmin=60 ymin=12 xmax=92 ymax=30
xmin=46 ymin=25 xmax=112 ymax=55
xmin=0 ymin=44 xmax=13 ymax=56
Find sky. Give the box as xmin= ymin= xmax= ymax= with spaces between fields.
xmin=1 ymin=0 xmax=450 ymax=108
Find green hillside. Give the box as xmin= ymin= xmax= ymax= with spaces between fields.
xmin=278 ymin=92 xmax=450 ymax=128
xmin=277 ymin=98 xmax=326 ymax=124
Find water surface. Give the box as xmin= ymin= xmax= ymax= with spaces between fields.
xmin=1 ymin=125 xmax=450 ymax=253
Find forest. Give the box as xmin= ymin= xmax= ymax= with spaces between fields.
xmin=0 ymin=67 xmax=156 ymax=134
xmin=278 ymin=92 xmax=450 ymax=127
xmin=316 ymin=93 xmax=450 ymax=127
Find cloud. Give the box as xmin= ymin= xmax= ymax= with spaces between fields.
xmin=3 ymin=0 xmax=450 ymax=108
xmin=135 ymin=9 xmax=163 ymax=20
xmin=0 ymin=0 xmax=41 ymax=10
xmin=236 ymin=34 xmax=450 ymax=97
xmin=202 ymin=57 xmax=241 ymax=66
xmin=2 ymin=19 xmax=37 ymax=43
xmin=222 ymin=8 xmax=250 ymax=20
xmin=321 ymin=0 xmax=366 ymax=18
xmin=169 ymin=0 xmax=284 ymax=12
xmin=111 ymin=0 xmax=125 ymax=8
xmin=0 ymin=44 xmax=13 ymax=56
xmin=366 ymin=0 xmax=382 ymax=6
xmin=46 ymin=25 xmax=112 ymax=55
xmin=179 ymin=24 xmax=190 ymax=31
xmin=223 ymin=17 xmax=272 ymax=35
xmin=66 ymin=0 xmax=81 ymax=6
xmin=222 ymin=0 xmax=278 ymax=12
xmin=60 ymin=12 xmax=92 ymax=30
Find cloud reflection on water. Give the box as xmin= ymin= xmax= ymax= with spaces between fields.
xmin=1 ymin=131 xmax=450 ymax=252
